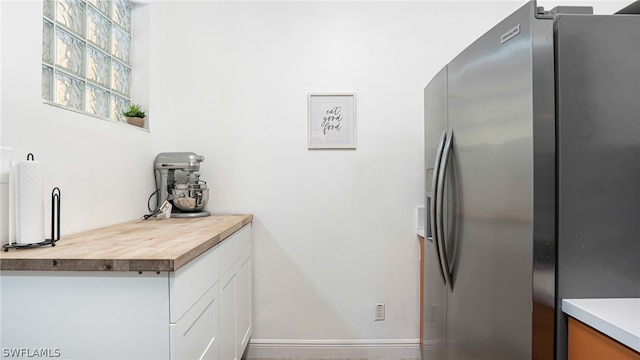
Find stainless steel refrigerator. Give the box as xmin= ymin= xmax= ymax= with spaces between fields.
xmin=422 ymin=1 xmax=640 ymax=359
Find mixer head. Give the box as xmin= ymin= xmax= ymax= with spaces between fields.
xmin=154 ymin=152 xmax=204 ymax=173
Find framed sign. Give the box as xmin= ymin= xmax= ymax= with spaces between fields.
xmin=308 ymin=93 xmax=356 ymax=149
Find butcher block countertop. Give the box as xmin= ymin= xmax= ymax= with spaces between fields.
xmin=0 ymin=214 xmax=253 ymax=272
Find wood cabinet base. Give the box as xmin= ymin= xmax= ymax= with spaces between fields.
xmin=568 ymin=317 xmax=640 ymax=360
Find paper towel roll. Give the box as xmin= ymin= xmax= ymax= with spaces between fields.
xmin=13 ymin=160 xmax=45 ymax=245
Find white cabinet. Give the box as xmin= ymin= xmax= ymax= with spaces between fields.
xmin=0 ymin=223 xmax=252 ymax=360
xmin=236 ymin=246 xmax=252 ymax=355
xmin=171 ymin=282 xmax=219 ymax=360
xmin=170 ymin=244 xmax=220 ymax=360
xmin=0 ymin=271 xmax=170 ymax=359
xmin=220 ymin=262 xmax=239 ymax=360
xmin=219 ymin=225 xmax=252 ymax=360
xmin=170 ymin=244 xmax=220 ymax=323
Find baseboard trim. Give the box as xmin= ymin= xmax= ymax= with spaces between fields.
xmin=245 ymin=338 xmax=421 ymax=359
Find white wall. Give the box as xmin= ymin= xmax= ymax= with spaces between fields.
xmin=0 ymin=0 xmax=162 ymax=241
xmin=157 ymin=1 xmax=628 ymax=356
xmin=156 ymin=1 xmax=528 ymax=355
xmin=1 ymin=0 xmax=628 ymax=358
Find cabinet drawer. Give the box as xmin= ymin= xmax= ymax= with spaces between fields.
xmin=237 ymin=245 xmax=252 ymax=355
xmin=219 ymin=224 xmax=251 ymax=275
xmin=170 ymin=245 xmax=219 ymax=322
xmin=170 ymin=281 xmax=219 ymax=360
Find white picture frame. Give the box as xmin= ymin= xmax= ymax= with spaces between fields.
xmin=307 ymin=93 xmax=357 ymax=149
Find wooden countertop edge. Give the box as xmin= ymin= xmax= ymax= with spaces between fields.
xmin=0 ymin=214 xmax=254 ymax=272
xmin=0 ymin=258 xmax=176 ymax=272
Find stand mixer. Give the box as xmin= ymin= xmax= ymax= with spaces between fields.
xmin=154 ymin=152 xmax=210 ymax=218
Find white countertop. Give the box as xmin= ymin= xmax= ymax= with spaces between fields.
xmin=562 ymin=298 xmax=640 ymax=353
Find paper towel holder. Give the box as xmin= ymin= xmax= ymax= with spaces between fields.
xmin=3 ymin=187 xmax=60 ymax=252
xmin=4 ymin=153 xmax=61 ymax=252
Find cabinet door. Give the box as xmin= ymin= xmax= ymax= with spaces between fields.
xmin=170 ymin=245 xmax=220 ymax=323
xmin=568 ymin=318 xmax=640 ymax=360
xmin=171 ymin=282 xmax=219 ymax=360
xmin=219 ymin=267 xmax=238 ymax=360
xmin=219 ymin=225 xmax=251 ymax=274
xmin=236 ymin=246 xmax=252 ymax=357
xmin=219 ymin=224 xmax=252 ymax=360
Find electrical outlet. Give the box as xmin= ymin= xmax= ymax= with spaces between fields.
xmin=374 ymin=303 xmax=385 ymax=321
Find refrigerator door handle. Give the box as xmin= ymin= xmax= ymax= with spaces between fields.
xmin=431 ymin=130 xmax=448 ymax=286
xmin=437 ymin=129 xmax=454 ymax=292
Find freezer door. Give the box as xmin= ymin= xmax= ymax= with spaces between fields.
xmin=422 ymin=66 xmax=448 ymax=360
xmin=555 ymin=13 xmax=640 ymax=360
xmin=444 ymin=3 xmax=536 ymax=359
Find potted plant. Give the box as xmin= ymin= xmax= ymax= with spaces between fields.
xmin=123 ymin=103 xmax=146 ymax=127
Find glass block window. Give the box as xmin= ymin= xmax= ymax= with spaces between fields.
xmin=42 ymin=0 xmax=134 ymax=122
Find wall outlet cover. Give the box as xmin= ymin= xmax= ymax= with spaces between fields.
xmin=375 ymin=303 xmax=385 ymax=321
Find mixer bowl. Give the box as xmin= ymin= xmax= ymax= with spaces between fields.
xmin=171 ymin=184 xmax=209 ymax=212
